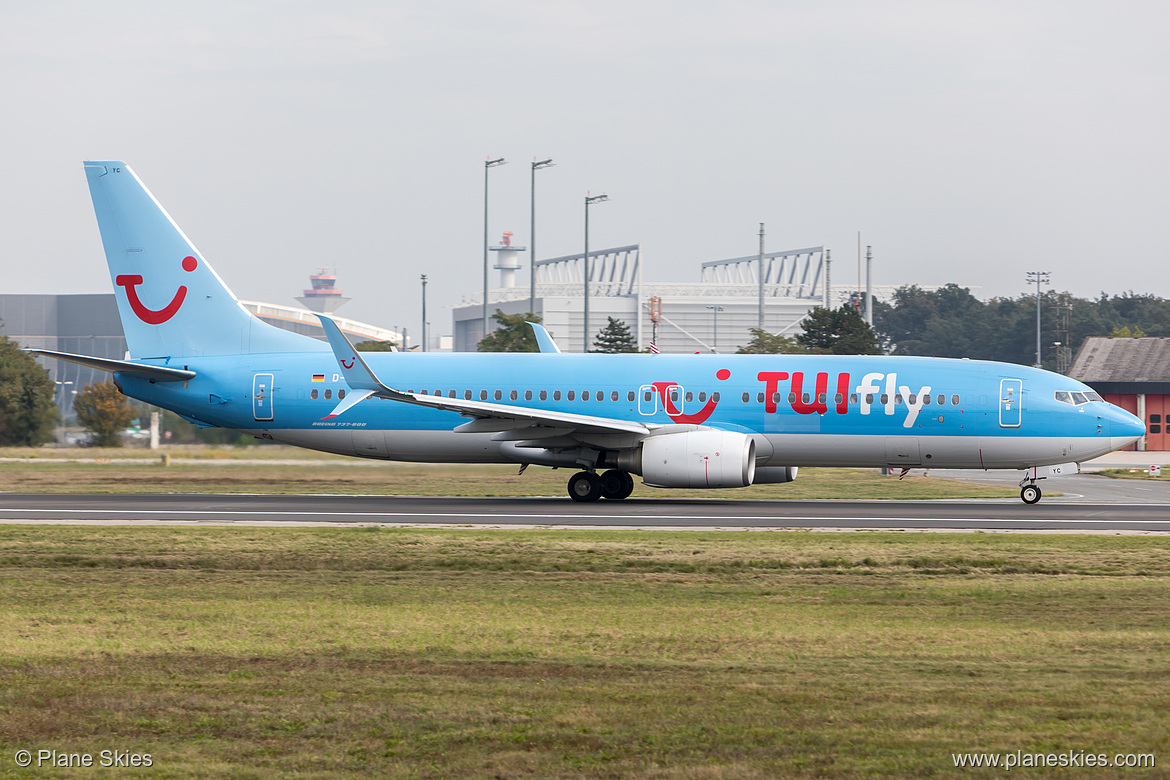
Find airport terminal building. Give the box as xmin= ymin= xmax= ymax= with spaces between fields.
xmin=452 ymin=243 xmax=901 ymax=354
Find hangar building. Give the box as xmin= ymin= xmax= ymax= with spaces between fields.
xmin=1069 ymin=336 xmax=1170 ymax=451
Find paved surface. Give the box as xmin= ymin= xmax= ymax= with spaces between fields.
xmin=0 ymin=493 xmax=1167 ymax=532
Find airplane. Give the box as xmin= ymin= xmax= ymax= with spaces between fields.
xmin=30 ymin=161 xmax=1146 ymax=505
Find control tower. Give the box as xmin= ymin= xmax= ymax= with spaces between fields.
xmin=296 ymin=269 xmax=351 ymax=313
xmin=489 ymin=232 xmax=527 ymax=288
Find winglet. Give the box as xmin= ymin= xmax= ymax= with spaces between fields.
xmin=315 ymin=314 xmax=399 ymax=396
xmin=527 ymin=322 xmax=561 ymax=354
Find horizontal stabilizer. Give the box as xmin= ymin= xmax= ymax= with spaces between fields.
xmin=26 ymin=349 xmax=196 ymax=382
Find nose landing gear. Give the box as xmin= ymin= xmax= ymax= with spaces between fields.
xmin=1020 ymin=484 xmax=1042 ymax=504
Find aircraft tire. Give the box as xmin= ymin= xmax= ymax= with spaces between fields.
xmin=568 ymin=471 xmax=603 ymax=502
xmin=599 ymin=469 xmax=635 ymax=500
xmin=1020 ymin=485 xmax=1042 ymax=504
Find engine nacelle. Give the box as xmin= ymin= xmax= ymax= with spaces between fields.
xmin=753 ymin=466 xmax=799 ymax=484
xmin=624 ymin=430 xmax=756 ymax=489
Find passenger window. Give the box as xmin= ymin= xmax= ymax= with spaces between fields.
xmin=311 ymin=389 xmax=318 ymax=400
xmin=480 ymin=390 xmax=488 ymax=400
xmin=803 ymin=393 xmax=811 ymax=404
xmin=324 ymin=389 xmax=332 ymax=400
xmin=627 ymin=391 xmax=635 ymax=402
xmin=448 ymin=390 xmax=456 ymax=398
xmin=568 ymin=391 xmax=575 ymax=401
xmin=698 ymin=392 xmax=707 ymax=402
xmin=865 ymin=394 xmax=874 ymax=405
xmin=510 ymin=390 xmax=518 ymax=401
xmin=788 ymin=393 xmax=797 ymax=403
xmin=339 ymin=389 xmax=346 ymax=399
xmin=757 ymin=392 xmax=764 ymax=403
xmin=464 ymin=390 xmax=472 ymax=400
xmin=894 ymin=394 xmax=903 ymax=404
xmin=685 ymin=392 xmax=693 ymax=403
xmin=644 ymin=391 xmax=652 ymax=402
xmin=525 ymin=390 xmax=533 ymax=401
xmin=670 ymin=391 xmax=679 ymax=403
xmin=494 ymin=390 xmax=503 ymax=401
xmin=541 ymin=390 xmax=549 ymax=401
xmin=772 ymin=392 xmax=781 ymax=403
xmin=922 ymin=394 xmax=930 ymax=405
xmin=612 ymin=391 xmax=619 ymax=401
xmin=552 ymin=390 xmax=560 ymax=400
xmin=834 ymin=393 xmax=843 ymax=404
xmin=818 ymin=393 xmax=826 ymax=404
xmin=581 ymin=390 xmax=589 ymax=401
xmin=742 ymin=392 xmax=750 ymax=402
xmin=937 ymin=394 xmax=945 ymax=405
xmin=880 ymin=394 xmax=888 ymax=405
xmin=712 ymin=392 xmax=720 ymax=402
xmin=851 ymin=393 xmax=859 ymax=404
xmin=951 ymin=394 xmax=959 ymax=406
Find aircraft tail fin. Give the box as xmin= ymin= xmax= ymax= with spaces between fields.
xmin=83 ymin=161 xmax=321 ymax=358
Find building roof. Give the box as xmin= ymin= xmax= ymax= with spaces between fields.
xmin=1070 ymin=337 xmax=1170 ymax=383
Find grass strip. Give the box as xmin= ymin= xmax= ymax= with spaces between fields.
xmin=0 ymin=527 xmax=1166 ymax=778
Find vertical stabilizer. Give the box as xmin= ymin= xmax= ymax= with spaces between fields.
xmin=83 ymin=161 xmax=321 ymax=357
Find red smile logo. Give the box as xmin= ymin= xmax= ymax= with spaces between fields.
xmin=341 ymin=358 xmax=355 ymax=369
xmin=116 ymin=256 xmax=197 ymax=325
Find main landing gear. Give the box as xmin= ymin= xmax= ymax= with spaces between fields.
xmin=568 ymin=469 xmax=634 ymax=502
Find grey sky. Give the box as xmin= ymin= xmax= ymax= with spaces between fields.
xmin=2 ymin=1 xmax=1167 ymax=333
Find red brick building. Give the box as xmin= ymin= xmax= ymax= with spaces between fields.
xmin=1070 ymin=337 xmax=1170 ymax=451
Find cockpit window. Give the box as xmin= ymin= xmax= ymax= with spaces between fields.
xmin=1071 ymin=392 xmax=1088 ymax=404
xmin=1085 ymin=391 xmax=1103 ymax=402
xmin=1055 ymin=391 xmax=1072 ymax=404
xmin=1056 ymin=390 xmax=1101 ymax=406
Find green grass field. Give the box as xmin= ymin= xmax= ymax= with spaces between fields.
xmin=0 ymin=527 xmax=1166 ymax=778
xmin=0 ymin=446 xmax=1019 ymax=500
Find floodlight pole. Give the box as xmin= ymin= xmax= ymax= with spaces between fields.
xmin=482 ymin=157 xmax=507 ymax=341
xmin=583 ymin=193 xmax=609 ymax=352
xmin=1026 ymin=271 xmax=1051 ymax=367
xmin=420 ymin=274 xmax=428 ymax=352
xmin=706 ymin=306 xmax=724 ymax=353
xmin=530 ymin=158 xmax=554 ymax=316
xmin=758 ymin=223 xmax=765 ymax=329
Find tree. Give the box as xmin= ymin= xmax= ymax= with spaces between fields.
xmin=355 ymin=340 xmax=399 ymax=352
xmin=0 ymin=333 xmax=57 ymax=446
xmin=477 ymin=310 xmax=542 ymax=352
xmin=1110 ymin=325 xmax=1147 ymax=338
xmin=73 ymin=380 xmax=134 ymax=447
xmin=796 ymin=305 xmax=881 ymax=355
xmin=591 ymin=317 xmax=638 ymax=353
xmin=736 ymin=328 xmax=803 ymax=354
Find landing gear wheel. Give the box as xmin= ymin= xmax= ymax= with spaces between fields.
xmin=568 ymin=471 xmax=603 ymax=502
xmin=1020 ymin=484 xmax=1042 ymax=504
xmin=599 ymin=469 xmax=635 ymax=500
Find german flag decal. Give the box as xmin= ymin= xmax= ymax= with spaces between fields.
xmin=311 ymin=374 xmax=325 ymax=382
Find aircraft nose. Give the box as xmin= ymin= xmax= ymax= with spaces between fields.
xmin=1109 ymin=406 xmax=1146 ymax=450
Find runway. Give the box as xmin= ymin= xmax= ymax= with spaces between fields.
xmin=0 ymin=493 xmax=1168 ymax=531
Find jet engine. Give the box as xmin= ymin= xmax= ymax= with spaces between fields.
xmin=620 ymin=430 xmax=756 ymax=488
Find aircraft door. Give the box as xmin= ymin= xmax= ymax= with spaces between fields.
xmin=999 ymin=378 xmax=1022 ymax=428
xmin=252 ymin=373 xmax=275 ymax=421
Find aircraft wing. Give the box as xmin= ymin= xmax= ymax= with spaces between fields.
xmin=26 ymin=349 xmax=196 ymax=382
xmin=315 ymin=315 xmax=649 ymax=437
